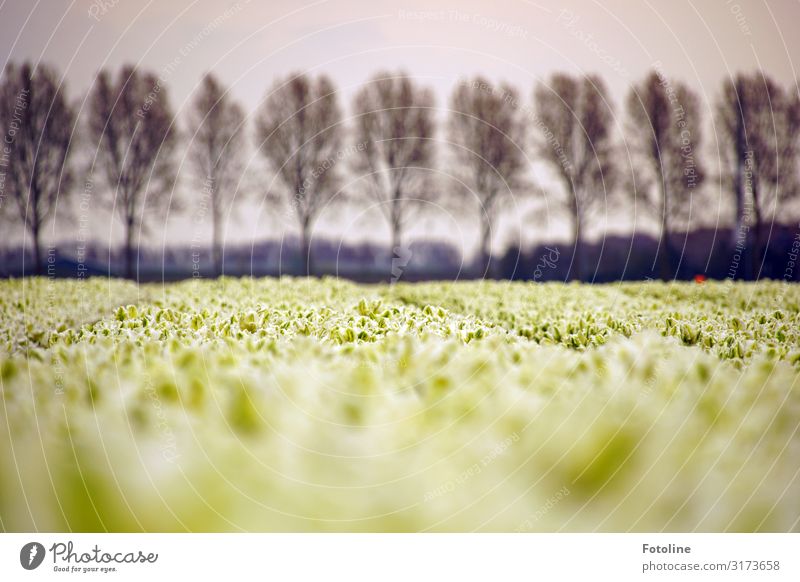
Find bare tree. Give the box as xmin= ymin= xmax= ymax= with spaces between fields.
xmin=255 ymin=72 xmax=343 ymax=275
xmin=534 ymin=73 xmax=616 ymax=281
xmin=448 ymin=77 xmax=528 ymax=276
xmin=187 ymin=73 xmax=246 ymax=276
xmin=626 ymin=70 xmax=705 ymax=280
xmin=352 ymin=71 xmax=436 ymax=269
xmin=0 ymin=62 xmax=76 ymax=275
xmin=717 ymin=71 xmax=800 ymax=278
xmin=717 ymin=72 xmax=800 ymax=279
xmin=88 ymin=65 xmax=178 ymax=280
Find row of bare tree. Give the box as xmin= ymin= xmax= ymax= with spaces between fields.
xmin=1 ymin=63 xmax=798 ymax=279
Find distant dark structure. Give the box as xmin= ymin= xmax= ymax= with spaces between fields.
xmin=498 ymin=225 xmax=800 ymax=283
xmin=3 ymin=226 xmax=800 ymax=284
xmin=0 ymin=238 xmax=464 ymax=282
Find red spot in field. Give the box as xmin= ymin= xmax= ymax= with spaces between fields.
xmin=694 ymin=274 xmax=707 ymax=283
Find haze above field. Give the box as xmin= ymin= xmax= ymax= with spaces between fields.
xmin=2 ymin=0 xmax=798 ymax=256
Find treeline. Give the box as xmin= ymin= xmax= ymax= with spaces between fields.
xmin=1 ymin=62 xmax=799 ymax=281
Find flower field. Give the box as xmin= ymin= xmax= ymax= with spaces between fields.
xmin=1 ymin=277 xmax=799 ymax=532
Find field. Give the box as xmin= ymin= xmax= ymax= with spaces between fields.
xmin=1 ymin=277 xmax=799 ymax=532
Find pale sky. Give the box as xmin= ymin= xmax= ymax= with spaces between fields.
xmin=2 ymin=0 xmax=799 ymax=256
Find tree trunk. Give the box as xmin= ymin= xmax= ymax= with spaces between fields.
xmin=657 ymin=181 xmax=672 ymax=281
xmin=389 ymin=208 xmax=403 ymax=281
xmin=480 ymin=214 xmax=492 ymax=279
xmin=570 ymin=201 xmax=582 ymax=282
xmin=300 ymin=218 xmax=312 ymax=276
xmin=732 ymin=82 xmax=749 ymax=262
xmin=125 ymin=216 xmax=135 ymax=280
xmin=733 ymin=159 xmax=746 ymax=251
xmin=32 ymin=223 xmax=43 ymax=276
xmin=212 ymin=206 xmax=222 ymax=278
xmin=751 ymin=198 xmax=762 ymax=281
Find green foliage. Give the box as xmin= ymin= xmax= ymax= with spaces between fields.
xmin=1 ymin=278 xmax=799 ymax=531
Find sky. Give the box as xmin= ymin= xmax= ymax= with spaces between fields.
xmin=2 ymin=0 xmax=799 ymax=257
